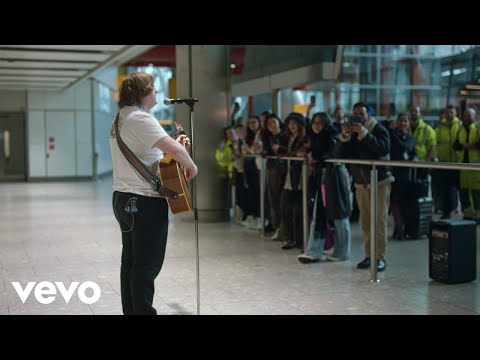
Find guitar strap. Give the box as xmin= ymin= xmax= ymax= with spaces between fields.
xmin=114 ymin=113 xmax=178 ymax=199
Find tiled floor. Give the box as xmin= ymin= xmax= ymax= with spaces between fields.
xmin=1 ymin=177 xmax=479 ymax=315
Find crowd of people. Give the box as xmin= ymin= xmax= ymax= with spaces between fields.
xmin=215 ymin=101 xmax=480 ymax=272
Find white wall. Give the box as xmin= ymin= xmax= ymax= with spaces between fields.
xmin=24 ymin=66 xmax=118 ymax=179
xmin=27 ymin=110 xmax=45 ymax=177
xmin=26 ymin=79 xmax=93 ymax=178
xmin=91 ymin=66 xmax=118 ymax=176
xmin=76 ymin=111 xmax=92 ymax=176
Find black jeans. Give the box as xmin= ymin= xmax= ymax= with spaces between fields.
xmin=266 ymin=165 xmax=286 ymax=229
xmin=279 ymin=189 xmax=303 ymax=247
xmin=234 ymin=172 xmax=248 ymax=217
xmin=432 ymin=169 xmax=459 ymax=216
xmin=112 ymin=191 xmax=169 ymax=315
xmin=244 ymin=158 xmax=260 ymax=217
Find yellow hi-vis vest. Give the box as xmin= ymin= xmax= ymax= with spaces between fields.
xmin=457 ymin=123 xmax=480 ymax=191
xmin=408 ymin=118 xmax=436 ymax=161
xmin=435 ymin=117 xmax=460 ymax=162
xmin=456 ymin=122 xmax=480 ymax=164
xmin=215 ymin=139 xmax=233 ymax=179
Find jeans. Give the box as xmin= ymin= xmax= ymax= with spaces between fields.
xmin=331 ymin=218 xmax=351 ymax=260
xmin=304 ymin=217 xmax=350 ymax=260
xmin=304 ymin=231 xmax=325 ymax=260
xmin=112 ymin=191 xmax=169 ymax=315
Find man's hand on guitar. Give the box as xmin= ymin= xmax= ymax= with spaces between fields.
xmin=176 ymin=134 xmax=191 ymax=148
xmin=184 ymin=164 xmax=198 ymax=182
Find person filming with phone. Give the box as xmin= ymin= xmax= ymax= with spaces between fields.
xmin=332 ymin=102 xmax=394 ymax=272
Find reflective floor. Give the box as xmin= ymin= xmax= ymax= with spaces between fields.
xmin=1 ymin=177 xmax=479 ymax=315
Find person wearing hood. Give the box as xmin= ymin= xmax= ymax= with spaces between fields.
xmin=262 ymin=114 xmax=287 ymax=240
xmin=275 ymin=112 xmax=310 ymax=250
xmin=298 ymin=112 xmax=352 ymax=263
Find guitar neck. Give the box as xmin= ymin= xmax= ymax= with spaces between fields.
xmin=174 ymin=129 xmax=186 ymax=138
xmin=173 ymin=121 xmax=186 ymax=138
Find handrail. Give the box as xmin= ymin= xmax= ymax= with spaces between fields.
xmin=248 ymin=155 xmax=480 ymax=171
xmin=325 ymin=158 xmax=480 ymax=171
xmin=248 ymin=154 xmax=480 ymax=171
xmin=244 ymin=155 xmax=306 ymax=162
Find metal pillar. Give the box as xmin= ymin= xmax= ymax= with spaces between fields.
xmin=260 ymin=157 xmax=266 ymax=237
xmin=369 ymin=166 xmax=379 ymax=283
xmin=302 ymin=160 xmax=308 ymax=252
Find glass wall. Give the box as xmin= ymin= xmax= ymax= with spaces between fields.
xmin=338 ymin=45 xmax=480 ymax=124
xmin=229 ymin=45 xmax=480 ymax=124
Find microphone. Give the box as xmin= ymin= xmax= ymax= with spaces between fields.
xmin=163 ymin=98 xmax=199 ymax=105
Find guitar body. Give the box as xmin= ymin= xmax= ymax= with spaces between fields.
xmin=158 ymin=154 xmax=192 ymax=214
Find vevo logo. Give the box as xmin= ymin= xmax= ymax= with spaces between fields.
xmin=11 ymin=281 xmax=101 ymax=305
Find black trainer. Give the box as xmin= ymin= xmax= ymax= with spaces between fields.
xmin=357 ymin=257 xmax=371 ymax=269
xmin=281 ymin=241 xmax=296 ymax=250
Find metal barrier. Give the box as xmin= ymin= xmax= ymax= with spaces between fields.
xmin=244 ymin=155 xmax=480 ymax=283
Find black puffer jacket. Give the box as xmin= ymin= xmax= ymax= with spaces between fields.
xmin=332 ymin=118 xmax=394 ymax=186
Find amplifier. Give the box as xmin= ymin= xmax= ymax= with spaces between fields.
xmin=429 ymin=219 xmax=477 ymax=284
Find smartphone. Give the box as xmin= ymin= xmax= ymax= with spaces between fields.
xmin=349 ymin=115 xmax=362 ymax=124
xmin=310 ymin=95 xmax=316 ymax=105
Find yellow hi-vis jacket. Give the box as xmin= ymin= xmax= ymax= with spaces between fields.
xmin=435 ymin=117 xmax=460 ymax=162
xmin=456 ymin=122 xmax=480 ymax=190
xmin=215 ymin=139 xmax=233 ymax=179
xmin=408 ymin=118 xmax=436 ymax=161
xmin=456 ymin=122 xmax=480 ymax=164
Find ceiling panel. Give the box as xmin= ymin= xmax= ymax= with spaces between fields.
xmin=0 ymin=45 xmax=155 ymax=91
xmin=0 ymin=45 xmax=126 ymax=51
xmin=0 ymin=76 xmax=77 ymax=82
xmin=0 ymin=60 xmax=96 ymax=70
xmin=0 ymin=82 xmax=68 ymax=87
xmin=0 ymin=69 xmax=87 ymax=76
xmin=0 ymin=49 xmax=111 ymax=62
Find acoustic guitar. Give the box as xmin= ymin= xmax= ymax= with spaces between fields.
xmin=158 ymin=122 xmax=193 ymax=214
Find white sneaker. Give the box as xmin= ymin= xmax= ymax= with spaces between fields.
xmin=248 ymin=217 xmax=263 ymax=230
xmin=326 ymin=255 xmax=347 ymax=262
xmin=323 ymin=247 xmax=334 ymax=256
xmin=298 ymin=254 xmax=320 ymax=264
xmin=264 ymin=228 xmax=279 ymax=240
xmin=240 ymin=215 xmax=254 ymax=227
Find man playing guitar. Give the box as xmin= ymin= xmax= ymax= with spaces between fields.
xmin=110 ymin=72 xmax=197 ymax=315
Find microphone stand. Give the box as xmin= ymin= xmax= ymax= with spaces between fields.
xmin=183 ymin=98 xmax=200 ymax=316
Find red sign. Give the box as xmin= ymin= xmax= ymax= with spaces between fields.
xmin=49 ymin=137 xmax=55 ymax=143
xmin=49 ymin=144 xmax=55 ymax=150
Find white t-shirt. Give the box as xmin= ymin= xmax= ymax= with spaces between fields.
xmin=109 ymin=105 xmax=169 ymax=197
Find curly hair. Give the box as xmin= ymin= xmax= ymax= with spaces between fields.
xmin=118 ymin=72 xmax=155 ymax=108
